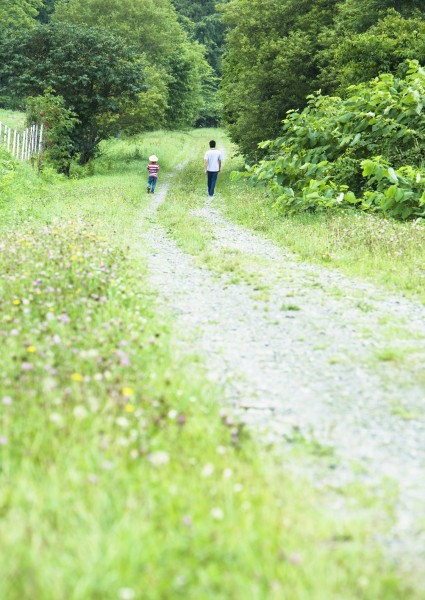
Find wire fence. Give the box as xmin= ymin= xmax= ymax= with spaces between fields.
xmin=0 ymin=121 xmax=44 ymax=162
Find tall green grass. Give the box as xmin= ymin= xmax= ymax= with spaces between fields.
xmin=0 ymin=108 xmax=26 ymax=130
xmin=219 ymin=147 xmax=425 ymax=304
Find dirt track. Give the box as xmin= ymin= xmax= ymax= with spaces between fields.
xmin=141 ymin=167 xmax=425 ymax=572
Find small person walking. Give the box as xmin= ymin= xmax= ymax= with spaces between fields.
xmin=204 ymin=140 xmax=222 ymax=197
xmin=147 ymin=155 xmax=160 ymax=193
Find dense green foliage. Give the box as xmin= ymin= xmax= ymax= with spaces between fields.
xmin=0 ymin=0 xmax=42 ymax=29
xmin=222 ymin=0 xmax=425 ymax=158
xmin=53 ymin=0 xmax=215 ymax=130
xmin=0 ymin=0 xmax=42 ymax=106
xmin=53 ymin=0 xmax=183 ymax=63
xmin=319 ymin=9 xmax=425 ymax=93
xmin=0 ymin=0 xmax=219 ymax=133
xmin=172 ymin=0 xmax=227 ymax=76
xmin=0 ymin=23 xmax=145 ymax=165
xmin=330 ymin=0 xmax=424 ymax=33
xmin=221 ymin=0 xmax=340 ymax=158
xmin=26 ymin=90 xmax=78 ymax=174
xmin=245 ymin=62 xmax=425 ymax=220
xmin=35 ymin=0 xmax=57 ymax=23
xmin=170 ymin=0 xmax=227 ymax=125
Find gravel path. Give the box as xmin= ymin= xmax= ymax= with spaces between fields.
xmin=141 ymin=171 xmax=425 ymax=570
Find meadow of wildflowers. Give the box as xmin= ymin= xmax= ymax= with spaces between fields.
xmin=0 ymin=130 xmax=419 ymax=599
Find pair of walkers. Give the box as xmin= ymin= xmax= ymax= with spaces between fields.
xmin=146 ymin=140 xmax=222 ymax=196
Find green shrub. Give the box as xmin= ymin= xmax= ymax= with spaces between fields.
xmin=26 ymin=89 xmax=78 ymax=175
xmin=362 ymin=157 xmax=425 ymax=219
xmin=244 ymin=60 xmax=425 ymax=220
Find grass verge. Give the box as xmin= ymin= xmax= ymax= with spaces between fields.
xmin=219 ymin=147 xmax=425 ymax=304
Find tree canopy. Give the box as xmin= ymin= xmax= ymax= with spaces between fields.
xmin=52 ymin=0 xmax=215 ymax=129
xmin=0 ymin=23 xmax=145 ymax=165
xmin=53 ymin=0 xmax=184 ymax=64
xmin=36 ymin=0 xmax=58 ymax=23
xmin=221 ymin=0 xmax=425 ymax=159
xmin=221 ymin=0 xmax=339 ymax=159
xmin=0 ymin=0 xmax=42 ymax=29
xmin=171 ymin=0 xmax=227 ymax=76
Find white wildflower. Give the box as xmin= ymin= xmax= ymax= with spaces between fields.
xmin=49 ymin=413 xmax=64 ymax=427
xmin=148 ymin=451 xmax=170 ymax=467
xmin=73 ymin=405 xmax=88 ymax=419
xmin=118 ymin=588 xmax=136 ymax=600
xmin=211 ymin=507 xmax=224 ymax=520
xmin=223 ymin=468 xmax=233 ymax=479
xmin=202 ymin=463 xmax=215 ymax=477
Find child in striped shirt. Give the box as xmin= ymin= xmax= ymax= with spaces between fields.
xmin=147 ymin=155 xmax=160 ymax=193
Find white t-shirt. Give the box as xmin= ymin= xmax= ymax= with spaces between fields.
xmin=204 ymin=148 xmax=222 ymax=172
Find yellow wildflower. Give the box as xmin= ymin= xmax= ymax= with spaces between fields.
xmin=122 ymin=387 xmax=134 ymax=397
xmin=27 ymin=346 xmax=37 ymax=353
xmin=71 ymin=373 xmax=84 ymax=382
xmin=13 ymin=300 xmax=21 ymax=305
xmin=124 ymin=404 xmax=135 ymax=413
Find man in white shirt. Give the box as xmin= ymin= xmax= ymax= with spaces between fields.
xmin=204 ymin=140 xmax=222 ymax=197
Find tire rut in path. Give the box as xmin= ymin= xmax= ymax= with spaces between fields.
xmin=140 ymin=175 xmax=425 ymax=571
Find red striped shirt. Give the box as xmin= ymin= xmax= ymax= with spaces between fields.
xmin=147 ymin=162 xmax=160 ymax=177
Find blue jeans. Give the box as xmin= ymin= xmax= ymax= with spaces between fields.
xmin=147 ymin=176 xmax=157 ymax=192
xmin=207 ymin=171 xmax=218 ymax=196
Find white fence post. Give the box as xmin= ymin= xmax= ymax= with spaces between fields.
xmin=21 ymin=130 xmax=26 ymax=160
xmin=38 ymin=124 xmax=44 ymax=154
xmin=0 ymin=119 xmax=44 ymax=163
xmin=12 ymin=129 xmax=17 ymax=157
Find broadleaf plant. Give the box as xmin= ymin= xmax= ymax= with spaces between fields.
xmin=244 ymin=60 xmax=425 ymax=220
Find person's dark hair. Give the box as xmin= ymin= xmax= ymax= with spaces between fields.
xmin=209 ymin=140 xmax=216 ymax=148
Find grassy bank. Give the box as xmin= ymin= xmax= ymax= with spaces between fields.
xmin=220 ymin=152 xmax=425 ymax=305
xmin=0 ymin=130 xmax=420 ymax=598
